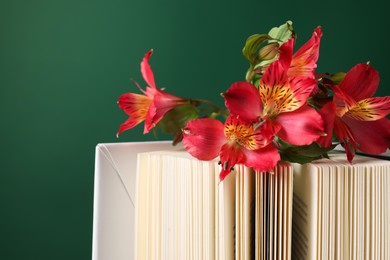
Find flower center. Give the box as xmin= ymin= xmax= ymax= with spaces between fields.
xmin=224 ymin=116 xmax=262 ymax=150
xmin=260 ymin=85 xmax=300 ymax=118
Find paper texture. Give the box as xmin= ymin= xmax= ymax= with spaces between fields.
xmin=292 ymin=153 xmax=390 ymax=259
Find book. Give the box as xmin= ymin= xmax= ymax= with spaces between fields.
xmin=134 ymin=149 xmax=293 ymax=260
xmin=292 ymin=153 xmax=390 ymax=260
xmin=93 ymin=142 xmax=390 ymax=260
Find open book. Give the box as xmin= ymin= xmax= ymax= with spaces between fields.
xmin=133 ymin=147 xmax=390 ymax=260
xmin=134 ymin=149 xmax=293 ymax=260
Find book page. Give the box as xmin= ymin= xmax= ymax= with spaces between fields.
xmin=254 ymin=163 xmax=293 ymax=260
xmin=331 ymin=153 xmax=390 ymax=259
xmin=291 ymin=163 xmax=318 ymax=260
xmin=357 ymin=165 xmax=364 ymax=260
xmin=329 ymin=164 xmax=336 ymax=259
xmin=277 ymin=165 xmax=283 ymax=260
xmin=235 ymin=166 xmax=242 ymax=259
xmin=384 ymin=164 xmax=388 ymax=259
xmin=218 ymin=169 xmax=236 ymax=260
xmin=255 ymin=171 xmax=264 ymax=260
xmin=176 ymin=156 xmax=190 ymax=259
xmin=134 ymin=153 xmax=150 ymax=259
xmin=282 ymin=165 xmax=288 ymax=260
xmin=286 ymin=163 xmax=293 ymax=260
xmin=150 ymin=154 xmax=162 ymax=260
xmin=136 ymin=150 xmax=222 ymax=260
xmin=243 ymin=166 xmax=255 ymax=260
xmin=191 ymin=158 xmax=201 ymax=260
xmin=282 ymin=163 xmax=293 ymax=260
xmin=201 ymin=160 xmax=216 ymax=260
xmin=335 ymin=164 xmax=343 ymax=260
xmin=374 ymin=163 xmax=379 ymax=259
xmin=322 ymin=165 xmax=329 ymax=260
xmin=214 ymin=164 xmax=220 ymax=260
xmin=271 ymin=167 xmax=278 ymax=260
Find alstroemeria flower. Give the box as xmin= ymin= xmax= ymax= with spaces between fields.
xmin=182 ymin=116 xmax=280 ymax=181
xmin=278 ymin=26 xmax=322 ymax=79
xmin=326 ymin=63 xmax=390 ymax=161
xmin=224 ymin=63 xmax=324 ymax=146
xmin=117 ymin=50 xmax=188 ymax=135
xmin=317 ymin=101 xmax=337 ymax=148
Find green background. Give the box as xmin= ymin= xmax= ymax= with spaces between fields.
xmin=1 ymin=0 xmax=388 ymax=259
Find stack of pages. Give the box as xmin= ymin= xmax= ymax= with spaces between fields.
xmin=292 ymin=153 xmax=390 ymax=259
xmin=254 ymin=162 xmax=293 ymax=260
xmin=134 ymin=149 xmax=390 ymax=259
xmin=134 ymin=150 xmax=293 ymax=260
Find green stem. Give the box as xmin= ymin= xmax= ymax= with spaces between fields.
xmin=190 ymin=98 xmax=229 ymax=117
xmin=245 ymin=65 xmax=256 ymax=83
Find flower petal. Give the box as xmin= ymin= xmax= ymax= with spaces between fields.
xmin=117 ymin=117 xmax=143 ymax=137
xmin=334 ymin=117 xmax=357 ymax=162
xmin=140 ymin=50 xmax=156 ymax=89
xmin=343 ymin=116 xmax=390 ymax=155
xmin=182 ymin=118 xmax=226 ymax=161
xmin=118 ymin=92 xmax=152 ymax=116
xmin=288 ymin=76 xmax=318 ymax=106
xmin=345 ymin=96 xmax=390 ymax=121
xmin=333 ymin=86 xmax=357 ymax=117
xmin=289 ymin=26 xmax=322 ymax=78
xmin=277 ymin=38 xmax=294 ymax=69
xmin=117 ymin=92 xmax=152 ymax=136
xmin=242 ymin=144 xmax=280 ymax=172
xmin=260 ymin=60 xmax=288 ymax=97
xmin=259 ymin=61 xmax=288 ymax=115
xmin=224 ymin=82 xmax=262 ymax=122
xmin=339 ymin=63 xmax=380 ymax=101
xmin=144 ymin=89 xmax=188 ymax=133
xmin=261 ymin=120 xmax=282 ymax=141
xmin=317 ymin=102 xmax=336 ymax=147
xmin=219 ymin=143 xmax=245 ymax=181
xmin=275 ymin=104 xmax=324 ymax=145
xmin=260 ymin=61 xmax=316 ymax=116
xmin=224 ymin=116 xmax=271 ymax=149
xmin=144 ymin=102 xmax=157 ymax=134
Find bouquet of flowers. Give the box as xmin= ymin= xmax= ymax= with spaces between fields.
xmin=116 ymin=21 xmax=390 ymax=181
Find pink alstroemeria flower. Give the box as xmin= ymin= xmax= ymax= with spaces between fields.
xmin=322 ymin=63 xmax=390 ymax=162
xmin=117 ymin=50 xmax=188 ymax=136
xmin=182 ymin=116 xmax=280 ymax=181
xmin=278 ymin=26 xmax=322 ymax=79
xmin=225 ymin=64 xmax=324 ymax=146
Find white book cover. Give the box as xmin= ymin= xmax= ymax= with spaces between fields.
xmin=92 ymin=141 xmax=175 ymax=260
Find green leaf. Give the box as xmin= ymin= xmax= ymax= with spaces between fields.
xmin=243 ymin=21 xmax=294 ymax=83
xmin=242 ymin=34 xmax=273 ymax=65
xmin=278 ymin=139 xmax=337 ymax=164
xmin=268 ymin=20 xmax=294 ymax=46
xmin=157 ymin=104 xmax=199 ymax=134
xmin=330 ymin=72 xmax=346 ymax=85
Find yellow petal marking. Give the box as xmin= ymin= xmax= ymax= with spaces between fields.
xmin=224 ymin=117 xmax=266 ymax=150
xmin=345 ymin=97 xmax=390 ymax=121
xmin=259 ymin=84 xmax=300 ymax=118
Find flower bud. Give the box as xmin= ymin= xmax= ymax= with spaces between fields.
xmin=258 ymin=43 xmax=279 ymax=61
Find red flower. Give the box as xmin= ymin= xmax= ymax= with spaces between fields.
xmin=327 ymin=63 xmax=390 ymax=161
xmin=224 ymin=63 xmax=324 ymax=146
xmin=117 ymin=50 xmax=188 ymax=136
xmin=278 ymin=26 xmax=322 ymax=79
xmin=316 ymin=102 xmax=337 ymax=148
xmin=182 ymin=116 xmax=280 ymax=181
